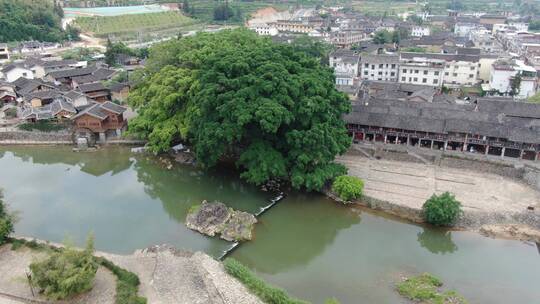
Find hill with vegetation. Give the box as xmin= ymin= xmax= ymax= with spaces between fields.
xmin=74 ymin=11 xmax=198 ymax=38
xmin=0 ymin=0 xmax=73 ymax=42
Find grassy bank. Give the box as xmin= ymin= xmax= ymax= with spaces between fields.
xmin=223 ymin=258 xmax=308 ymax=304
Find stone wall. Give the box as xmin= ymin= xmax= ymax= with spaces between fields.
xmin=0 ymin=130 xmax=72 ymax=143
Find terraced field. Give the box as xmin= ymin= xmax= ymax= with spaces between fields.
xmin=75 ymin=11 xmax=199 ymax=37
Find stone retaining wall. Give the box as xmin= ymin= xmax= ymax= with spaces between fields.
xmin=0 ymin=130 xmax=72 ymax=143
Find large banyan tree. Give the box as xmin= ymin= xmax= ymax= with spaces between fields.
xmin=128 ymin=29 xmax=351 ymax=191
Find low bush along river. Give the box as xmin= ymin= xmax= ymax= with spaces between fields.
xmin=0 ymin=146 xmax=538 ymax=303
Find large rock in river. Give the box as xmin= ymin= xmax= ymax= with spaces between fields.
xmin=186 ymin=201 xmax=257 ymax=241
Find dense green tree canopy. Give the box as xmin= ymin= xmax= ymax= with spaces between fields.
xmin=0 ymin=0 xmax=73 ymax=42
xmin=128 ymin=29 xmax=351 ymax=191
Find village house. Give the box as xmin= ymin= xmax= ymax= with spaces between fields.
xmin=76 ymin=82 xmax=111 ymax=102
xmin=72 ymin=101 xmax=127 ymax=142
xmin=109 ymin=82 xmax=130 ymax=102
xmin=250 ymin=23 xmax=279 ymax=36
xmin=345 ymin=98 xmax=540 ymax=162
xmin=1 ymin=63 xmax=34 ymax=82
xmin=45 ymin=66 xmax=115 ymax=87
xmin=0 ymin=43 xmax=9 ymax=64
xmin=359 ymin=54 xmax=399 ymax=82
xmin=21 ymin=97 xmax=76 ymax=122
xmin=487 ymin=59 xmax=537 ymax=98
xmin=329 ymin=50 xmax=360 ymax=86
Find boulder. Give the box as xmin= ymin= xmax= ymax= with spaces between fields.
xmin=186 ymin=201 xmax=257 ymax=241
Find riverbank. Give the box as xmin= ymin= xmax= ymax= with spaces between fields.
xmin=335 ymin=148 xmax=540 ymax=243
xmin=0 ymin=240 xmax=262 ymax=304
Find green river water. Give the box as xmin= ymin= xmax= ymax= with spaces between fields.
xmin=0 ymin=146 xmax=538 ymax=303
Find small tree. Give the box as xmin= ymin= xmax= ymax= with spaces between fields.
xmin=422 ymin=192 xmax=462 ymax=226
xmin=30 ymin=235 xmax=98 ymax=300
xmin=332 ymin=175 xmax=364 ymax=202
xmin=0 ymin=191 xmax=14 ymax=245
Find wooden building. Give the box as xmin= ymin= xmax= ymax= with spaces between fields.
xmin=345 ymin=98 xmax=540 ymax=162
xmin=71 ymin=101 xmax=127 ymax=142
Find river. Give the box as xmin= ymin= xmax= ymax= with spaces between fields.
xmin=0 ymin=146 xmax=538 ymax=303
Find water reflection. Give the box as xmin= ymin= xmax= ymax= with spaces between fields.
xmin=6 ymin=146 xmax=133 ymax=177
xmin=233 ymin=194 xmax=361 ymax=273
xmin=417 ymin=227 xmax=458 ymax=254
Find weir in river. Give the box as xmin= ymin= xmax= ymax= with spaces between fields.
xmin=218 ymin=192 xmax=285 ymax=261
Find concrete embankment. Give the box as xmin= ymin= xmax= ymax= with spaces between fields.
xmin=333 ymin=146 xmax=540 ymax=243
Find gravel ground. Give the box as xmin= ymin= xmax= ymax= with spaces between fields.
xmin=98 ymin=245 xmax=263 ymax=304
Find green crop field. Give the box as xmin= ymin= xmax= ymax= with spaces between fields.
xmin=74 ymin=11 xmax=199 ymax=37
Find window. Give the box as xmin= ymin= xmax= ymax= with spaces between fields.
xmin=453 ymin=73 xmax=457 ymax=77
xmin=470 ymin=66 xmax=475 ymax=70
xmin=423 ymin=70 xmax=428 ymax=75
xmin=401 ymin=76 xmax=406 ymax=81
xmin=434 ymin=71 xmax=440 ymax=76
xmin=409 ymin=77 xmax=412 ymax=81
xmin=391 ymin=64 xmax=396 ymax=68
xmin=379 ymin=64 xmax=383 ymax=68
xmin=371 ymin=65 xmax=375 ymax=69
xmin=413 ymin=77 xmax=418 ymax=82
xmin=469 ymin=74 xmax=474 ymax=78
xmin=422 ymin=78 xmax=427 ymax=83
xmin=378 ymin=71 xmax=383 ymax=75
xmin=415 ymin=70 xmax=419 ymax=74
xmin=22 ymin=72 xmax=27 ymax=77
xmin=365 ymin=63 xmax=369 ymax=68
xmin=433 ymin=79 xmax=438 ymax=84
xmin=364 ymin=71 xmax=368 ymax=75
xmin=402 ymin=69 xmax=407 ymax=73
xmin=390 ymin=72 xmax=395 ymax=76
xmin=445 ymin=72 xmax=449 ymax=76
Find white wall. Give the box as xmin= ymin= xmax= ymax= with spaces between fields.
xmin=6 ymin=67 xmax=34 ymax=82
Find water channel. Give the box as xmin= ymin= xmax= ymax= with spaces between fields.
xmin=0 ymin=146 xmax=538 ymax=303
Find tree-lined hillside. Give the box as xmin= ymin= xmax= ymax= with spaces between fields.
xmin=0 ymin=0 xmax=69 ymax=42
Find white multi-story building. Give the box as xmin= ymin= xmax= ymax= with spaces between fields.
xmin=0 ymin=43 xmax=9 ymax=64
xmin=411 ymin=26 xmax=431 ymax=37
xmin=249 ymin=23 xmax=278 ymax=36
xmin=489 ymin=59 xmax=537 ymax=98
xmin=492 ymin=23 xmax=529 ymax=34
xmin=478 ymin=55 xmax=498 ymax=83
xmin=398 ymin=54 xmax=444 ymax=87
xmin=470 ymin=29 xmax=502 ymax=54
xmin=359 ymin=54 xmax=399 ymax=82
xmin=331 ymin=30 xmax=366 ymax=48
xmin=329 ymin=50 xmax=360 ymax=86
xmin=454 ymin=23 xmax=483 ymax=38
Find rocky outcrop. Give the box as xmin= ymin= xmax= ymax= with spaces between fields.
xmin=479 ymin=224 xmax=540 ymax=243
xmin=186 ymin=201 xmax=257 ymax=241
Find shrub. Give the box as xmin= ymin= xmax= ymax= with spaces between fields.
xmin=0 ymin=192 xmax=14 ymax=245
xmin=94 ymin=256 xmax=146 ymax=304
xmin=331 ymin=175 xmax=364 ymax=202
xmin=223 ymin=258 xmax=308 ymax=304
xmin=18 ymin=121 xmax=66 ymax=132
xmin=422 ymin=192 xmax=463 ymax=226
xmin=30 ymin=235 xmax=98 ymax=300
